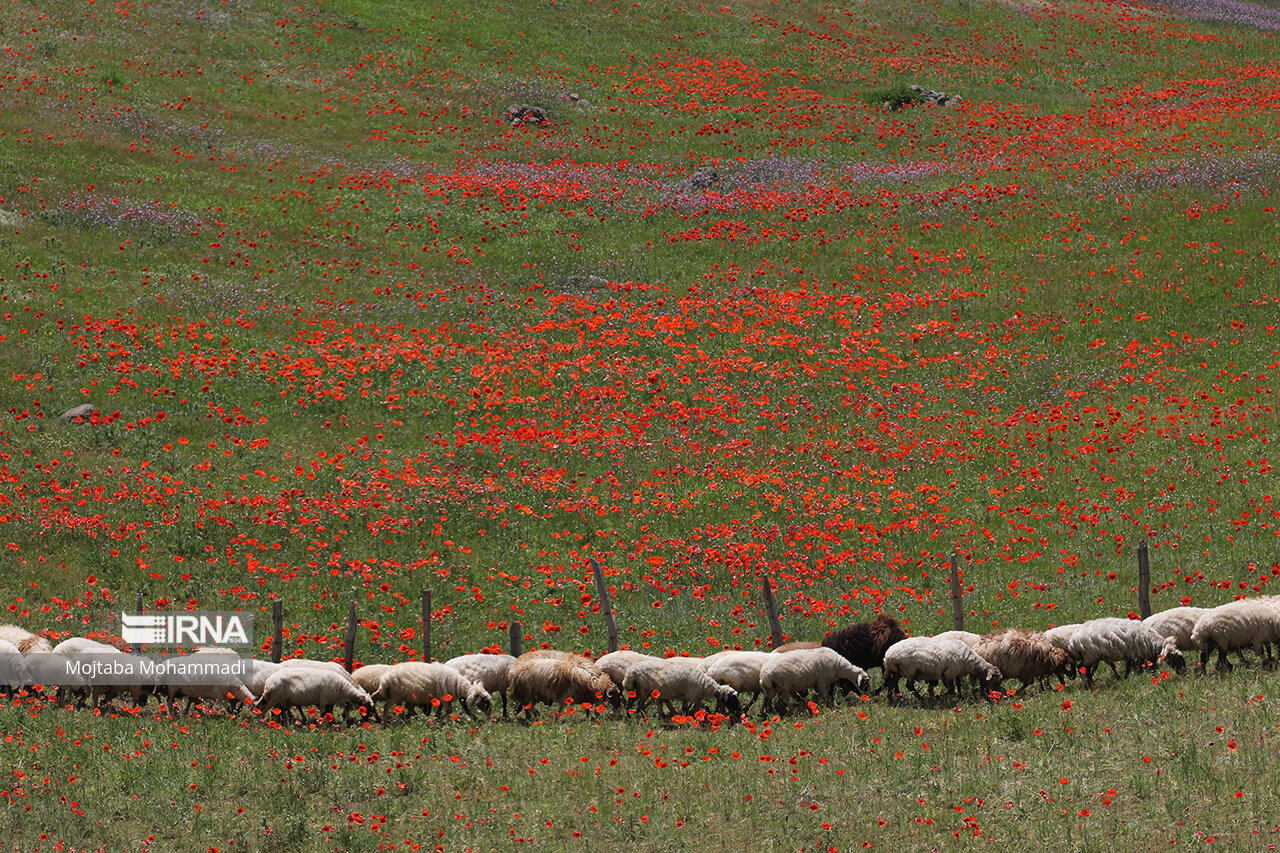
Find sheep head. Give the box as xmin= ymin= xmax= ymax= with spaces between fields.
xmin=715 ymin=684 xmax=741 ymax=717
xmin=467 ymin=684 xmax=493 ymax=717
xmin=981 ymin=665 xmax=1004 ymax=699
xmin=1050 ymin=647 xmax=1076 ymax=680
xmin=1160 ymin=639 xmax=1186 ymax=674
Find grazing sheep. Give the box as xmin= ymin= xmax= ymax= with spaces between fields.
xmin=257 ymin=667 xmax=375 ymax=725
xmin=704 ymin=650 xmax=772 ymax=714
xmin=972 ymin=628 xmax=1074 ymax=693
xmin=279 ymin=658 xmax=357 ymax=682
xmin=771 ymin=641 xmax=821 ymax=653
xmin=1190 ymin=601 xmax=1280 ymax=673
xmin=595 ymin=650 xmax=658 ymax=686
xmin=244 ymin=660 xmax=283 ymax=699
xmin=0 ymin=624 xmax=53 ymax=655
xmin=0 ymin=639 xmax=34 ymax=695
xmin=51 ymin=638 xmax=154 ymax=708
xmin=883 ymin=637 xmax=1003 ymax=703
xmin=1043 ymin=624 xmax=1082 ymax=654
xmin=759 ymin=647 xmax=872 ymax=714
xmin=350 ymin=664 xmax=392 ymax=695
xmin=821 ymin=615 xmax=908 ymax=685
xmin=933 ymin=630 xmax=981 ymax=648
xmin=444 ymin=654 xmax=516 ymax=718
xmin=21 ymin=650 xmax=87 ymax=708
xmin=507 ymin=650 xmax=619 ymax=720
xmin=372 ymin=662 xmax=491 ymax=721
xmin=163 ymin=651 xmax=255 ymax=717
xmin=628 ymin=660 xmax=739 ymax=720
xmin=621 ymin=657 xmax=704 ymax=712
xmin=1066 ymin=618 xmax=1185 ymax=686
xmin=51 ymin=637 xmax=123 ymax=655
xmin=1143 ymin=607 xmax=1208 ymax=666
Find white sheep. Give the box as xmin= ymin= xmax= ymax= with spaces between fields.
xmin=0 ymin=624 xmax=53 ymax=655
xmin=371 ymin=662 xmax=491 ymax=721
xmin=244 ymin=660 xmax=283 ymax=699
xmin=1066 ymin=618 xmax=1185 ymax=686
xmin=621 ymin=656 xmax=704 ymax=711
xmin=279 ymin=658 xmax=356 ymax=682
xmin=933 ymin=630 xmax=981 ymax=648
xmin=972 ymin=628 xmax=1075 ymax=693
xmin=703 ymin=650 xmax=772 ymax=714
xmin=444 ymin=654 xmax=516 ymax=717
xmin=0 ymin=638 xmax=34 ymax=694
xmin=759 ymin=647 xmax=872 ymax=714
xmin=628 ymin=659 xmax=740 ymax=720
xmin=21 ymin=649 xmax=87 ymax=708
xmin=51 ymin=637 xmax=123 ymax=655
xmin=1143 ymin=607 xmax=1208 ymax=666
xmin=507 ymin=650 xmax=619 ymax=720
xmin=1190 ymin=600 xmax=1280 ymax=673
xmin=594 ymin=650 xmax=657 ymax=686
xmin=50 ymin=637 xmax=154 ymax=708
xmin=256 ymin=667 xmax=375 ymax=725
xmin=350 ymin=663 xmax=392 ymax=695
xmin=1042 ymin=623 xmax=1083 ymax=655
xmin=882 ymin=637 xmax=1003 ymax=703
xmin=163 ymin=650 xmax=255 ymax=717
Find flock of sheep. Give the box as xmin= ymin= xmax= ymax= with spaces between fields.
xmin=0 ymin=597 xmax=1271 ymax=724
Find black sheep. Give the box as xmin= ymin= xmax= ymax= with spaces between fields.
xmin=821 ymin=615 xmax=907 ymax=686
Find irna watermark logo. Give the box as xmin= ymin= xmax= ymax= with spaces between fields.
xmin=120 ymin=612 xmax=253 ymax=647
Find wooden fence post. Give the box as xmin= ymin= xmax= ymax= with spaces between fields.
xmin=509 ymin=621 xmax=523 ymax=658
xmin=591 ymin=559 xmax=619 ymax=653
xmin=271 ymin=600 xmax=283 ymax=663
xmin=422 ymin=590 xmax=432 ymax=661
xmin=1137 ymin=541 xmax=1151 ymax=619
xmin=760 ymin=566 xmax=784 ymax=650
xmin=950 ymin=553 xmax=964 ymax=632
xmin=342 ymin=601 xmax=357 ymax=672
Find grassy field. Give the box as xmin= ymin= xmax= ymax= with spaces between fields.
xmin=1 ymin=0 xmax=1280 ymax=848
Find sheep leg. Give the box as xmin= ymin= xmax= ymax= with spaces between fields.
xmin=1216 ymin=645 xmax=1233 ymax=674
xmin=1106 ymin=660 xmax=1122 ymax=679
xmin=500 ymin=691 xmax=508 ymax=719
xmin=739 ymin=692 xmax=758 ymax=715
xmin=1082 ymin=664 xmax=1095 ymax=688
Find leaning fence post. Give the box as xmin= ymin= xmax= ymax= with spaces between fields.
xmin=342 ymin=601 xmax=357 ymax=672
xmin=591 ymin=559 xmax=619 ymax=653
xmin=271 ymin=600 xmax=283 ymax=663
xmin=760 ymin=566 xmax=784 ymax=650
xmin=1137 ymin=541 xmax=1151 ymax=619
xmin=509 ymin=621 xmax=523 ymax=658
xmin=950 ymin=553 xmax=964 ymax=632
xmin=421 ymin=590 xmax=432 ymax=661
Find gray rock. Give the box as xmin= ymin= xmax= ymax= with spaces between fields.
xmin=680 ymin=166 xmax=721 ymax=191
xmin=60 ymin=403 xmax=98 ymax=423
xmin=503 ymin=104 xmax=550 ymax=126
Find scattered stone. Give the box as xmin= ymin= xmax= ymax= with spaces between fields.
xmin=60 ymin=403 xmax=98 ymax=423
xmin=908 ymin=84 xmax=961 ymax=108
xmin=503 ymin=104 xmax=550 ymax=126
xmin=679 ymin=166 xmax=721 ymax=191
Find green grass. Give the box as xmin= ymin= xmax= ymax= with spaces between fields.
xmin=4 ymin=669 xmax=1279 ymax=851
xmin=1 ymin=0 xmax=1280 ymax=846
